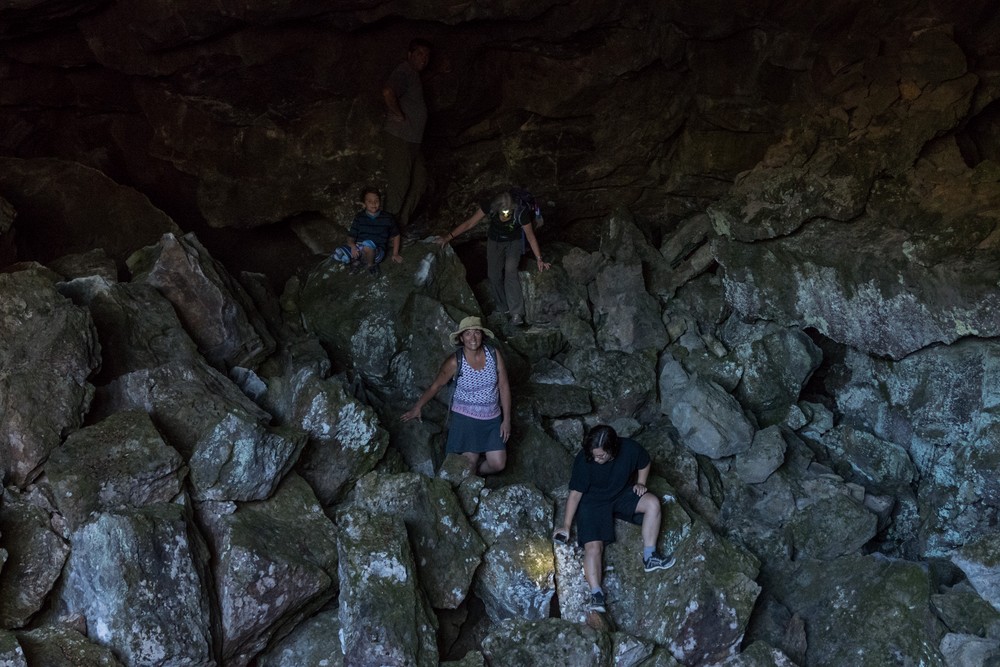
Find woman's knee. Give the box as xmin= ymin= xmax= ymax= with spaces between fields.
xmin=486 ymin=450 xmax=506 ymax=472
xmin=637 ymin=494 xmax=661 ymax=516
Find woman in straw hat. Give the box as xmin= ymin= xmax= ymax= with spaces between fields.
xmin=401 ymin=315 xmax=511 ymax=475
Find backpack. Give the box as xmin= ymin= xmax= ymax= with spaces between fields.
xmin=509 ymin=187 xmax=543 ymax=230
xmin=488 ymin=188 xmax=544 ymax=247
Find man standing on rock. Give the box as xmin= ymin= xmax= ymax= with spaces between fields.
xmin=553 ymin=424 xmax=675 ymax=613
xmin=382 ymin=38 xmax=431 ymax=231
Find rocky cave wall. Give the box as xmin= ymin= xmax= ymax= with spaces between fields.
xmin=1 ymin=0 xmax=1000 ymax=666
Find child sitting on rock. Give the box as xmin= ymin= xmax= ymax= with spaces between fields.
xmin=332 ymin=186 xmax=402 ymax=274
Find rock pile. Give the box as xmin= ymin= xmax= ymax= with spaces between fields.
xmin=1 ymin=183 xmax=998 ymax=665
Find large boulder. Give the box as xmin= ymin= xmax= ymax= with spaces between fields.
xmin=94 ymin=359 xmax=305 ymax=502
xmin=289 ymin=374 xmax=389 ymax=506
xmin=79 ymin=281 xmax=202 ymax=382
xmin=604 ymin=520 xmax=761 ymax=665
xmin=53 ymin=503 xmax=214 ymax=666
xmin=16 ymin=625 xmax=124 ymax=666
xmin=768 ymin=554 xmax=948 ymax=666
xmin=197 ymin=473 xmax=338 ymax=667
xmin=471 ymin=484 xmax=556 ymax=621
xmin=352 ymin=472 xmax=485 ymax=610
xmin=127 ymin=232 xmax=276 ymax=371
xmin=256 ymin=606 xmax=343 ymax=667
xmin=0 ymin=490 xmax=70 ymax=629
xmin=298 ymin=245 xmax=480 ymax=387
xmin=721 ymin=320 xmax=823 ymax=426
xmin=0 ymin=269 xmax=99 ymax=487
xmin=481 ymin=618 xmax=612 ymax=666
xmin=45 ymin=410 xmax=186 ymax=531
xmin=660 ymin=354 xmax=754 ymax=459
xmin=589 ymin=261 xmax=669 ymax=354
xmin=337 ymin=506 xmax=438 ymax=667
xmin=563 ymin=348 xmax=657 ymax=420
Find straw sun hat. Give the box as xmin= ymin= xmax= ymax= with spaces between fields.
xmin=449 ymin=316 xmax=496 ymax=345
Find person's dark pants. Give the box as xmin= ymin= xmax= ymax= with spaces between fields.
xmin=383 ymin=133 xmax=426 ymax=228
xmin=487 ymin=238 xmax=524 ymax=317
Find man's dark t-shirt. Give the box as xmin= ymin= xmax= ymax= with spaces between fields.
xmin=569 ymin=438 xmax=650 ymax=504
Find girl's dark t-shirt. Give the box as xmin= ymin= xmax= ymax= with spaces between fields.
xmin=568 ymin=438 xmax=650 ymax=504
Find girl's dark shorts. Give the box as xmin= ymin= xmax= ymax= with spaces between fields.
xmin=446 ymin=412 xmax=505 ymax=454
xmin=575 ymin=488 xmax=643 ymax=546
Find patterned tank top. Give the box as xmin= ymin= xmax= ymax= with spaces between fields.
xmin=451 ymin=348 xmax=501 ymax=420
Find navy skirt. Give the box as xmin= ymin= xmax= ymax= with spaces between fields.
xmin=446 ymin=412 xmax=505 ymax=454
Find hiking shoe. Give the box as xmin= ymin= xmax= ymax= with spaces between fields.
xmin=509 ymin=313 xmax=524 ymax=326
xmin=367 ymin=264 xmax=380 ymax=276
xmin=643 ymin=551 xmax=675 ymax=572
xmin=588 ymin=591 xmax=606 ymax=613
xmin=348 ymin=260 xmax=363 ymax=275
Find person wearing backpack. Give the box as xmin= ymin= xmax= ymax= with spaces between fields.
xmin=437 ymin=188 xmax=551 ymax=326
xmin=401 ymin=316 xmax=511 ymax=475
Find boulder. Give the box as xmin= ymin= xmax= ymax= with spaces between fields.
xmin=481 ymin=618 xmax=612 ymax=666
xmin=256 ymin=606 xmax=343 ymax=667
xmin=0 ymin=630 xmax=25 ymax=666
xmin=0 ymin=490 xmax=70 ymax=629
xmin=599 ymin=207 xmax=674 ymax=300
xmin=564 ymin=348 xmax=657 ymax=420
xmin=503 ymin=326 xmax=567 ymax=362
xmin=610 ymin=632 xmax=657 ymax=667
xmin=820 ymin=425 xmax=918 ymax=496
xmin=939 ymin=633 xmax=1000 ymax=667
xmin=785 ymin=476 xmax=878 ymax=560
xmin=517 ymin=383 xmax=592 ymax=418
xmin=668 ymin=376 xmax=754 ymax=459
xmin=45 ymin=410 xmax=186 ymax=531
xmin=952 ymin=533 xmax=1000 ymax=616
xmin=590 ymin=261 xmax=669 ymax=354
xmin=603 ymin=520 xmax=760 ymax=665
xmin=289 ymin=375 xmax=389 ymax=506
xmin=94 ymin=359 xmax=305 ymax=502
xmin=16 ymin=625 xmax=124 ymax=666
xmin=931 ymin=584 xmax=1000 ymax=639
xmin=128 ymin=232 xmax=276 ymax=371
xmin=53 ymin=504 xmax=213 ymax=666
xmin=717 ymin=641 xmax=797 ymax=666
xmin=768 ymin=554 xmax=948 ymax=666
xmin=298 ymin=245 xmax=479 ymax=388
xmin=48 ymin=249 xmax=118 ymax=282
xmin=352 ymin=472 xmax=485 ymax=609
xmin=721 ymin=321 xmax=822 ymax=426
xmin=337 ymin=506 xmax=438 ymax=667
xmin=520 ymin=264 xmax=591 ymax=326
xmin=197 ymin=473 xmax=338 ymax=667
xmin=734 ymin=425 xmax=787 ymax=485
xmin=80 ymin=281 xmax=202 ymax=382
xmin=500 ymin=424 xmax=574 ymax=495
xmin=471 ymin=484 xmax=556 ymax=621
xmin=0 ymin=269 xmax=99 ymax=487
